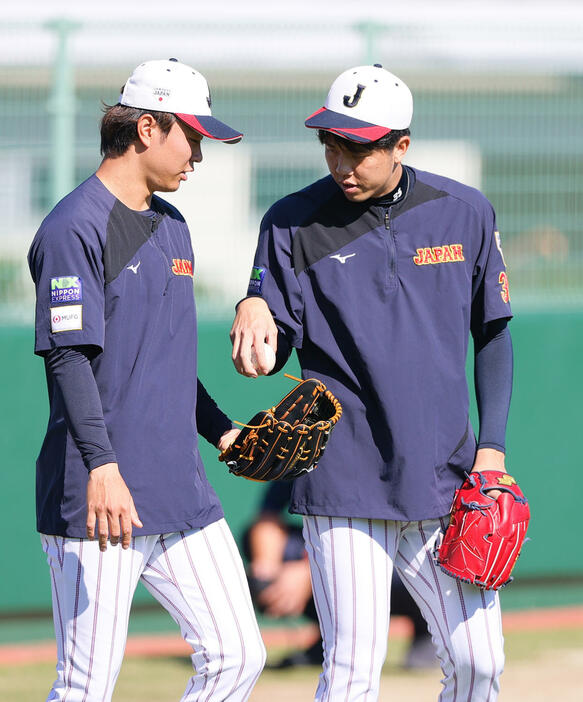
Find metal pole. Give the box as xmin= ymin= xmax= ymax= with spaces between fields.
xmin=46 ymin=18 xmax=80 ymax=207
xmin=354 ymin=21 xmax=390 ymax=65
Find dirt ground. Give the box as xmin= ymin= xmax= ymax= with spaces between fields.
xmin=1 ymin=611 xmax=581 ymax=701
xmin=248 ymin=648 xmax=583 ymax=702
xmin=247 ymin=634 xmax=583 ymax=702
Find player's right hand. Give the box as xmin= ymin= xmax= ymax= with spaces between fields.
xmin=86 ymin=462 xmax=143 ymax=551
xmin=230 ymin=297 xmax=278 ymax=377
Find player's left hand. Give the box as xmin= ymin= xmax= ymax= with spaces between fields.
xmin=436 ymin=468 xmax=530 ymax=590
xmin=470 ymin=447 xmax=507 ymax=499
xmin=218 ymin=427 xmax=241 ymax=452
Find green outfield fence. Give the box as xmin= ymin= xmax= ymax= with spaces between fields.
xmin=1 ymin=15 xmax=582 ymax=614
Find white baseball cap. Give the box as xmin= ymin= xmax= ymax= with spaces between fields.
xmin=305 ymin=64 xmax=413 ymax=143
xmin=120 ymin=58 xmax=243 ymax=143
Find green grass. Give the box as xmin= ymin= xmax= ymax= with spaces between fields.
xmin=1 ymin=627 xmax=581 ymax=702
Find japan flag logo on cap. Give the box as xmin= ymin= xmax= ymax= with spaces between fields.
xmin=120 ymin=58 xmax=243 ymax=143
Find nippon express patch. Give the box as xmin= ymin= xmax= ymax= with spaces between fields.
xmin=50 ymin=276 xmax=82 ymax=304
xmin=247 ymin=266 xmax=266 ymax=294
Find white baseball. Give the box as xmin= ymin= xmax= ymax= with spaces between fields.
xmin=250 ymin=342 xmax=276 ymax=373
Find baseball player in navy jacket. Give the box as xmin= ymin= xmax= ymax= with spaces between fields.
xmin=231 ymin=65 xmax=513 ymax=701
xmin=29 ymin=58 xmax=265 ymax=702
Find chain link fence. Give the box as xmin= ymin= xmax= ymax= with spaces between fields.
xmin=1 ymin=17 xmax=582 ymax=322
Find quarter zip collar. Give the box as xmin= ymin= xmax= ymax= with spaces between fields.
xmin=369 ymin=167 xmax=410 ymax=209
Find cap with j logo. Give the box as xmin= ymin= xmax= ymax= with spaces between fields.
xmin=305 ymin=64 xmax=413 ymax=144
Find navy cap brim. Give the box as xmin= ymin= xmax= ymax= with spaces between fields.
xmin=176 ymin=114 xmax=243 ymax=143
xmin=305 ymin=107 xmax=391 ymax=144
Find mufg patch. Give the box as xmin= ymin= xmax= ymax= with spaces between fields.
xmin=248 ymin=266 xmax=266 ymax=294
xmin=50 ymin=276 xmax=82 ymax=304
xmin=50 ymin=305 xmax=83 ymax=333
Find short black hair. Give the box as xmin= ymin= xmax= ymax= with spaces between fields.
xmin=100 ymin=103 xmax=177 ymax=157
xmin=317 ymin=128 xmax=410 ymax=154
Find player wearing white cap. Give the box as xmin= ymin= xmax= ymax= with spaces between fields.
xmin=231 ymin=65 xmax=513 ymax=701
xmin=29 ymin=59 xmax=265 ymax=701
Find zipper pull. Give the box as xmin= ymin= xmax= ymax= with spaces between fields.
xmin=384 ymin=209 xmax=390 ymax=231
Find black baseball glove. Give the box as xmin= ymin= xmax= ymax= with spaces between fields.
xmin=219 ymin=375 xmax=342 ymax=481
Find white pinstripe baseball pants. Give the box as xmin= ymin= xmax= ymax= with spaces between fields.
xmin=304 ymin=516 xmax=504 ymax=702
xmin=41 ymin=518 xmax=266 ymax=702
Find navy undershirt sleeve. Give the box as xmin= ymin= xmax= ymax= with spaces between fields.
xmin=472 ymin=319 xmax=513 ymax=452
xmin=44 ymin=345 xmax=117 ymax=471
xmin=196 ymin=379 xmax=233 ymax=447
xmin=270 ymin=327 xmax=292 ymax=375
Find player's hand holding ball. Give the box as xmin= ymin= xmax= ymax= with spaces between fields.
xmin=250 ymin=342 xmax=276 ymax=375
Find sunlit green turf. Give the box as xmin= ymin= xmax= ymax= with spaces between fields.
xmin=1 ymin=627 xmax=581 ymax=702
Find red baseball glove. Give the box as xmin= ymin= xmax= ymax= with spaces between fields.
xmin=436 ymin=470 xmax=530 ymax=590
